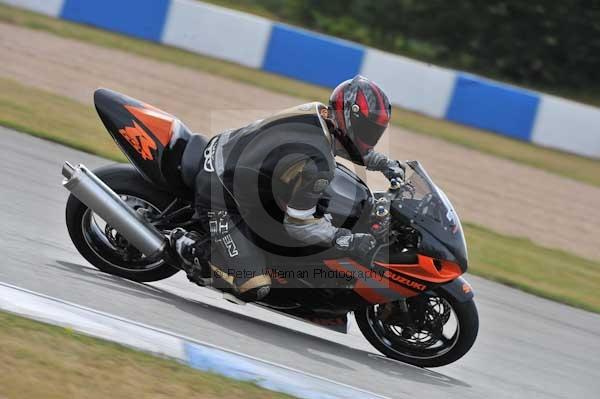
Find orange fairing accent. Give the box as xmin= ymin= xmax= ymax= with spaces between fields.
xmin=375 ymin=255 xmax=463 ymax=284
xmin=462 ymin=282 xmax=472 ymax=294
xmin=323 ymin=259 xmax=418 ymax=304
xmin=125 ymin=104 xmax=174 ymax=147
xmin=348 ymin=259 xmax=418 ymax=297
xmin=324 ymin=259 xmax=389 ymax=302
xmin=118 ymin=121 xmax=157 ymax=161
xmin=354 ymin=279 xmax=389 ymax=303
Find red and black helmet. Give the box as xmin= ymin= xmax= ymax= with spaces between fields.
xmin=329 ymin=75 xmax=391 ymax=164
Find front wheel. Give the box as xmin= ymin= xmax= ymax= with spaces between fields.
xmin=65 ymin=164 xmax=180 ymax=282
xmin=355 ymin=290 xmax=478 ymax=367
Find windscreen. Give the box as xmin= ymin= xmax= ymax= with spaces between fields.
xmin=396 ymin=161 xmax=468 ymax=268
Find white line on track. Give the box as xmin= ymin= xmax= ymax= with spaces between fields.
xmin=0 ymin=281 xmax=389 ymax=399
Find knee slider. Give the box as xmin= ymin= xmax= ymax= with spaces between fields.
xmin=237 ymin=275 xmax=271 ymax=301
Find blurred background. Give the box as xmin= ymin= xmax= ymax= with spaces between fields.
xmin=0 ymin=1 xmax=599 ymax=398
xmin=216 ymin=0 xmax=600 ymax=101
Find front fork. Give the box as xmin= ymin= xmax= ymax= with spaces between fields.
xmin=377 ymin=298 xmax=411 ymax=324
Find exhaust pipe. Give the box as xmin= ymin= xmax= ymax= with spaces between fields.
xmin=62 ymin=162 xmax=167 ymax=258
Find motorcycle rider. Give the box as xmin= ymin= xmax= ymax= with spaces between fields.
xmin=170 ymin=75 xmax=405 ymax=302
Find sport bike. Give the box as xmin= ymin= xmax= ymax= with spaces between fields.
xmin=62 ymin=89 xmax=478 ymax=367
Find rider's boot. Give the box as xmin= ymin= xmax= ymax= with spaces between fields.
xmin=168 ymin=227 xmax=212 ymax=286
xmin=210 ymin=264 xmax=271 ymax=305
xmin=169 ymin=228 xmax=271 ymax=303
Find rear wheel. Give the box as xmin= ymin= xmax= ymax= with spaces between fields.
xmin=65 ymin=164 xmax=180 ymax=282
xmin=355 ymin=290 xmax=478 ymax=367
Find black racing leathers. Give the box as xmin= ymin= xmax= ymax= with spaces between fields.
xmin=193 ymin=103 xmax=335 ymax=299
xmin=193 ymin=102 xmax=398 ymax=298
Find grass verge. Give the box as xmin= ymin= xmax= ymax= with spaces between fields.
xmin=464 ymin=223 xmax=600 ymax=313
xmin=1 ymin=4 xmax=599 ymax=187
xmin=0 ymin=311 xmax=293 ymax=399
xmin=0 ymin=78 xmax=125 ymax=162
xmin=1 ymin=77 xmax=599 ymax=314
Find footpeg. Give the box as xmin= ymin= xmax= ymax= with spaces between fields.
xmin=187 ymin=273 xmax=213 ymax=287
xmin=186 ymin=259 xmax=213 ymax=287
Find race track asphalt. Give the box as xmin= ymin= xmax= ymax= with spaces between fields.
xmin=1 ymin=127 xmax=599 ymax=399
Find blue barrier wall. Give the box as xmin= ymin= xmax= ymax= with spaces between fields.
xmin=3 ymin=0 xmax=599 ymax=158
xmin=60 ymin=0 xmax=171 ymax=42
xmin=445 ymin=74 xmax=540 ymax=141
xmin=262 ymin=24 xmax=365 ymax=88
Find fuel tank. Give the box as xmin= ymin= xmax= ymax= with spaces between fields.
xmin=94 ymin=88 xmax=200 ymax=195
xmin=320 ymin=163 xmax=372 ymax=230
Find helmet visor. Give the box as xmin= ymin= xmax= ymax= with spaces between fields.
xmin=349 ymin=116 xmax=387 ymax=153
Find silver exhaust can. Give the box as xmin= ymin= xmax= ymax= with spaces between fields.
xmin=62 ymin=162 xmax=166 ymax=257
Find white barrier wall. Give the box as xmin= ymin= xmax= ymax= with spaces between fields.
xmin=162 ymin=0 xmax=272 ymax=69
xmin=2 ymin=0 xmax=599 ymax=159
xmin=532 ymin=96 xmax=600 ymax=158
xmin=1 ymin=0 xmax=63 ymax=16
xmin=361 ymin=49 xmax=455 ymax=119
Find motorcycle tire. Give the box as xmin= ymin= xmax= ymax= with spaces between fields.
xmin=355 ymin=290 xmax=479 ymax=368
xmin=65 ymin=163 xmax=180 ymax=282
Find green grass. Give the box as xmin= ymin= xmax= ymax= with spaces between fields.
xmin=390 ymin=110 xmax=600 ymax=187
xmin=0 ymin=311 xmax=294 ymax=399
xmin=1 ymin=77 xmax=599 ymax=314
xmin=1 ymin=3 xmax=599 ymax=187
xmin=464 ymin=223 xmax=600 ymax=314
xmin=0 ymin=78 xmax=125 ymax=162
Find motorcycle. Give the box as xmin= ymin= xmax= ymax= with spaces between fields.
xmin=62 ymin=88 xmax=478 ymax=368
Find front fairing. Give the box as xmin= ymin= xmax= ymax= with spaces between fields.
xmin=392 ymin=161 xmax=468 ymax=272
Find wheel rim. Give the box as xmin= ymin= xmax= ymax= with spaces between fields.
xmin=81 ymin=194 xmax=164 ymax=272
xmin=365 ymin=295 xmax=460 ymax=360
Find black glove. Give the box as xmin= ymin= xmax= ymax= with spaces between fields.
xmin=333 ymin=228 xmax=377 ymax=259
xmin=383 ymin=160 xmax=406 ymax=182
